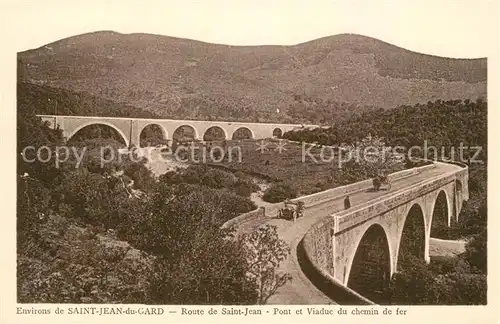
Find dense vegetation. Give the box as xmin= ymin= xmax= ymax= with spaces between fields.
xmin=283 ymin=98 xmax=488 ymax=305
xmin=17 ymin=104 xmax=290 ymax=304
xmin=386 ymin=253 xmax=487 ymax=305
xmin=286 ymin=95 xmax=379 ymax=124
xmin=284 ymin=99 xmax=487 ymax=155
xmin=18 ymin=82 xmax=161 ymax=119
xmin=159 ymin=165 xmax=260 ymax=198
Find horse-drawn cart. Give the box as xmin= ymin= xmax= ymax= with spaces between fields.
xmin=372 ymin=171 xmax=391 ymax=191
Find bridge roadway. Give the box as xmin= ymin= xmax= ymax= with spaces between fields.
xmin=236 ymin=161 xmax=460 ymax=304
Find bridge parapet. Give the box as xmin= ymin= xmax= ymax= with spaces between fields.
xmin=283 ymin=164 xmax=436 ymax=211
xmin=221 ymin=207 xmax=266 ymax=230
xmin=332 ymin=166 xmax=465 ymax=234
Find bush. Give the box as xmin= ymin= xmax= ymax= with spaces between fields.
xmin=464 ymin=228 xmax=487 ymax=274
xmin=386 ymin=251 xmax=487 ymax=305
xmin=17 ymin=175 xmax=52 ymax=254
xmin=428 ymin=256 xmax=461 ymax=274
xmin=231 ymin=178 xmax=260 ymax=197
xmin=127 ymin=182 xmax=259 ymax=304
xmin=149 ymin=234 xmax=258 ymax=305
xmin=387 ymin=256 xmax=441 ymax=305
xmin=53 ymin=171 xmax=142 ymax=231
xmin=17 ymin=215 xmax=153 ymax=304
xmin=160 ymin=165 xmax=259 ymax=197
xmin=262 ymin=183 xmax=298 ymax=203
xmin=122 ymin=157 xmax=157 ymax=191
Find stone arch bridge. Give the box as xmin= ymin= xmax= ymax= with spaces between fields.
xmin=37 ymin=115 xmax=317 ymax=147
xmin=299 ymin=161 xmax=469 ymax=303
xmin=235 ymin=161 xmax=470 ymax=304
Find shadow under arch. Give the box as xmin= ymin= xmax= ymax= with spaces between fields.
xmin=231 ymin=127 xmax=254 ymax=140
xmin=172 ymin=125 xmax=198 ymax=143
xmin=347 ymin=223 xmax=391 ymax=304
xmin=203 ymin=126 xmax=228 ymax=141
xmin=430 ymin=190 xmax=450 ymax=238
xmin=66 ymin=122 xmax=129 ymax=147
xmin=396 ymin=203 xmax=426 ymax=270
xmin=139 ymin=123 xmax=168 ymax=147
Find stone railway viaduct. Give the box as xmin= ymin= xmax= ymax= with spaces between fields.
xmin=38 ymin=115 xmax=318 ymax=147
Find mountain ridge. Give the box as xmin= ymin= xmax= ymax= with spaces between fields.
xmin=18 ymin=31 xmax=487 ymax=124
xmin=22 ymin=30 xmax=487 ymax=60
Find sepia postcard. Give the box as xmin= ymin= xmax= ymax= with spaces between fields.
xmin=1 ymin=0 xmax=498 ymax=323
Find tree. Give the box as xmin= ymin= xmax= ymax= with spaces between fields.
xmin=241 ymin=225 xmax=292 ymax=304
xmin=464 ymin=228 xmax=487 ymax=274
xmin=349 ymin=134 xmax=399 ymax=177
xmin=54 ymin=171 xmax=136 ymax=229
xmin=17 ymin=174 xmax=51 ymax=255
xmin=149 ymin=228 xmax=258 ymax=305
xmin=126 ymin=182 xmax=259 ymax=304
xmin=386 ymin=256 xmax=440 ymax=305
xmin=17 ymin=103 xmax=65 ymax=184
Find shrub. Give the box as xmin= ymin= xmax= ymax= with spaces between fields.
xmin=17 ymin=174 xmax=52 ymax=254
xmin=160 ymin=165 xmax=259 ymax=197
xmin=127 ymin=182 xmax=259 ymax=304
xmin=54 ymin=171 xmax=142 ymax=230
xmin=17 ymin=215 xmax=153 ymax=304
xmin=464 ymin=228 xmax=487 ymax=274
xmin=231 ymin=178 xmax=260 ymax=197
xmin=262 ymin=183 xmax=298 ymax=203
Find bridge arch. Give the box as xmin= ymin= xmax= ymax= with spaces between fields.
xmin=231 ymin=127 xmax=255 ymax=140
xmin=139 ymin=123 xmax=168 ymax=147
xmin=203 ymin=126 xmax=228 ymax=142
xmin=172 ymin=125 xmax=199 ymax=143
xmin=395 ymin=203 xmax=426 ymax=270
xmin=66 ymin=122 xmax=129 ymax=147
xmin=346 ymin=223 xmax=392 ymax=302
xmin=430 ymin=190 xmax=451 ymax=238
xmin=272 ymin=127 xmax=283 ymax=138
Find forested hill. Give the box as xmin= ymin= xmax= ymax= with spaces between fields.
xmin=18 ymin=31 xmax=486 ymax=123
xmin=17 ymin=82 xmax=160 ymax=119
xmin=284 ymin=99 xmax=487 ymax=154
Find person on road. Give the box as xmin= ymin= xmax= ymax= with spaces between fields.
xmin=344 ymin=195 xmax=351 ymax=209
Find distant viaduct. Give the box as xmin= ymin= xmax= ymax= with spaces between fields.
xmin=37 ymin=115 xmax=319 ymax=146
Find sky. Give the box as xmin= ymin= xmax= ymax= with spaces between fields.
xmin=2 ymin=0 xmax=498 ymax=57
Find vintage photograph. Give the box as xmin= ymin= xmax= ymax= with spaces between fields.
xmin=15 ymin=1 xmax=488 ymax=307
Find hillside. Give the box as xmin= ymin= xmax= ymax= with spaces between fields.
xmin=17 ymin=81 xmax=160 ymax=119
xmin=18 ymin=31 xmax=487 ymax=123
xmin=283 ymin=98 xmax=487 ymax=159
